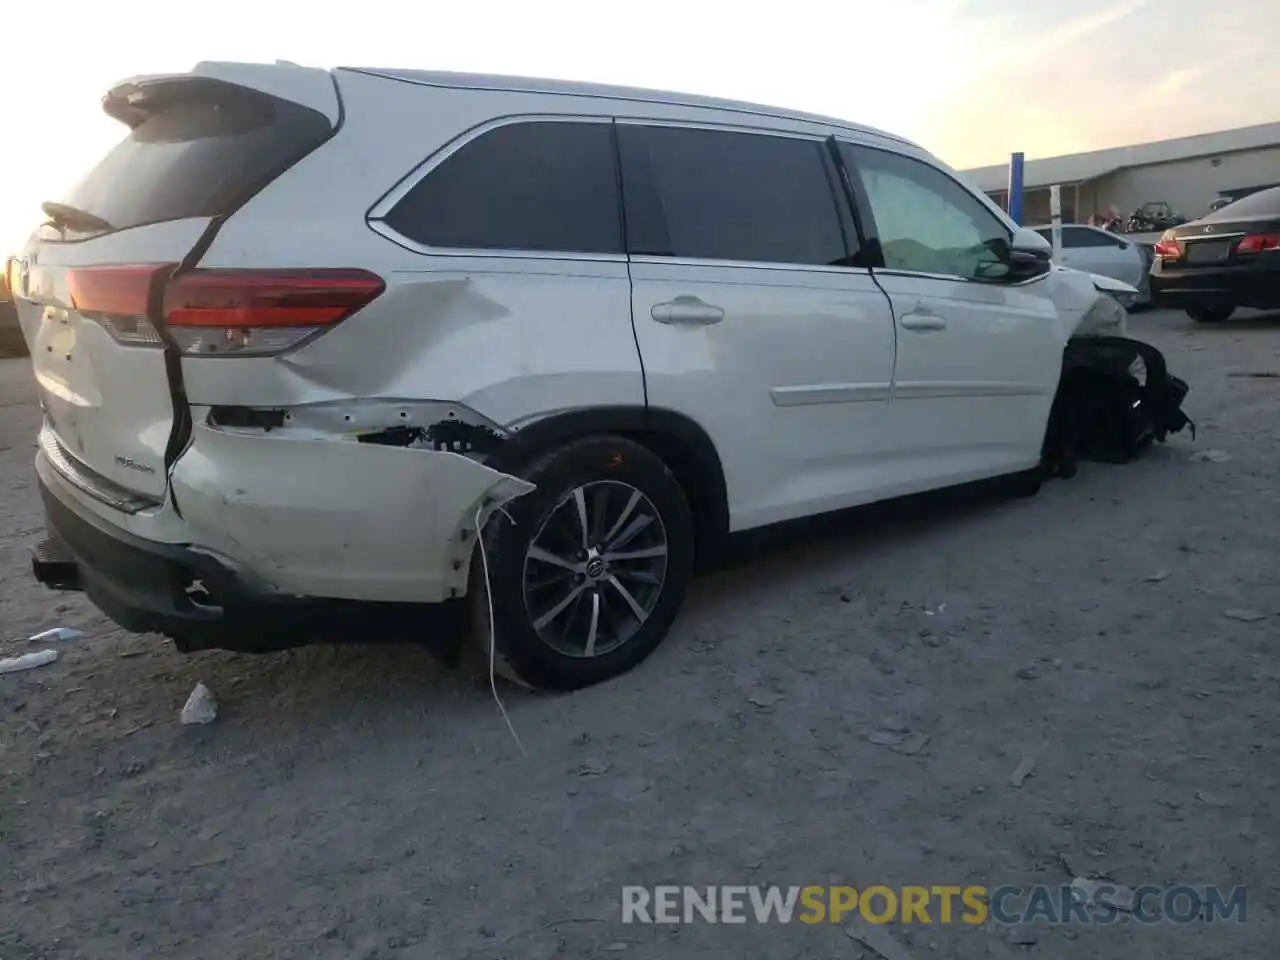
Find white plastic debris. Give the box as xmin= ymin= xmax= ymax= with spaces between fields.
xmin=1010 ymin=751 xmax=1038 ymax=787
xmin=28 ymin=627 xmax=85 ymax=643
xmin=180 ymin=682 xmax=218 ymax=725
xmin=1190 ymin=449 xmax=1232 ymax=463
xmin=845 ymin=916 xmax=914 ymax=960
xmin=1070 ymin=877 xmax=1136 ymax=912
xmin=1224 ymin=608 xmax=1267 ymax=623
xmin=0 ymin=649 xmax=58 ymax=675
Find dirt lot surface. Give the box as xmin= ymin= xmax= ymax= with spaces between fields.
xmin=1 ymin=309 xmax=1277 ymax=959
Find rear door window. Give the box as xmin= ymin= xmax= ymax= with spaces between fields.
xmin=617 ymin=124 xmax=853 ymax=267
xmin=382 ymin=121 xmax=623 ymax=255
xmin=58 ymin=89 xmax=333 ymax=236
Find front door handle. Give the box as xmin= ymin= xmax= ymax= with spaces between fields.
xmin=651 ymin=297 xmax=725 ymax=325
xmin=900 ymin=313 xmax=947 ymax=332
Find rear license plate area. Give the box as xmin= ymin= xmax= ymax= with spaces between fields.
xmin=1184 ymin=239 xmax=1231 ymax=264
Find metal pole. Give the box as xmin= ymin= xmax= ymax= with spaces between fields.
xmin=1049 ymin=185 xmax=1063 ymax=260
xmin=1007 ymin=152 xmax=1025 ymax=224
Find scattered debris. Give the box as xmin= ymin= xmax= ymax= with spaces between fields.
xmin=1005 ymin=925 xmax=1038 ymax=945
xmin=1015 ymin=664 xmax=1041 ymax=680
xmin=845 ymin=917 xmax=914 ymax=960
xmin=572 ymin=758 xmax=613 ymax=777
xmin=870 ymin=729 xmax=931 ymax=756
xmin=1070 ymin=877 xmax=1136 ymax=912
xmin=1190 ymin=449 xmax=1232 ymax=463
xmin=895 ymin=733 xmax=930 ymax=756
xmin=869 ymin=731 xmax=906 ymax=747
xmin=180 ymin=683 xmax=218 ymax=725
xmin=1194 ymin=791 xmax=1228 ymax=808
xmin=1224 ymin=608 xmax=1267 ymax=623
xmin=28 ymin=627 xmax=85 ymax=643
xmin=747 ymin=692 xmax=784 ymax=709
xmin=0 ymin=649 xmax=58 ymax=675
xmin=1010 ymin=751 xmax=1038 ymax=788
xmin=1145 ymin=569 xmax=1171 ymax=583
xmin=923 ymin=602 xmax=947 ymax=617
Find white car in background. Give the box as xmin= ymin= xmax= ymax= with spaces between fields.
xmin=1032 ymin=224 xmax=1151 ymax=309
xmin=10 ymin=62 xmax=1140 ymax=692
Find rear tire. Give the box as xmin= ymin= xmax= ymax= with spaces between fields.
xmin=1186 ymin=304 xmax=1235 ymax=324
xmin=471 ymin=435 xmax=694 ymax=691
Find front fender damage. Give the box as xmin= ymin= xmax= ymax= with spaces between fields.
xmin=1038 ymin=269 xmax=1192 ymax=476
xmin=174 ymin=400 xmax=534 ymax=604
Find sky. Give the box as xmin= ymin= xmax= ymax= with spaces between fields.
xmin=3 ymin=0 xmax=1278 ymax=255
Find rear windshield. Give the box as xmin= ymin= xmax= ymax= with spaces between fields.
xmin=56 ymin=87 xmax=333 ymax=235
xmin=1203 ymin=186 xmax=1280 ymax=221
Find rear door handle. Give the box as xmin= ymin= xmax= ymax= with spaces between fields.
xmin=900 ymin=313 xmax=947 ymax=331
xmin=651 ymin=297 xmax=725 ymax=325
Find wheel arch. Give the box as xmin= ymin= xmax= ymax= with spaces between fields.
xmin=485 ymin=405 xmax=729 ymax=571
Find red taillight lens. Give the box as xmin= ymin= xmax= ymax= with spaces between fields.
xmin=1234 ymin=233 xmax=1280 ymax=256
xmin=65 ymin=266 xmax=384 ymax=355
xmin=67 ymin=264 xmax=170 ymax=346
xmin=68 ymin=264 xmax=163 ymax=316
xmin=1153 ymin=239 xmax=1182 ymax=259
xmin=163 ymin=269 xmax=384 ymax=356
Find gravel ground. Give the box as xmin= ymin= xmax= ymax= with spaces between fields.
xmin=1 ymin=309 xmax=1277 ymax=960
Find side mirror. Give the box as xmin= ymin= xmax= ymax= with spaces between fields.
xmin=1007 ymin=227 xmax=1053 ymax=279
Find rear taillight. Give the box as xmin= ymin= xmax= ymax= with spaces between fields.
xmin=68 ymin=264 xmax=168 ymax=347
xmin=67 ymin=266 xmax=384 ymax=355
xmin=164 ymin=269 xmax=384 ymax=356
xmin=1153 ymin=239 xmax=1182 ymax=259
xmin=1234 ymin=233 xmax=1280 ymax=256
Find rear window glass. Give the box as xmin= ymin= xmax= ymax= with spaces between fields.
xmin=57 ymin=90 xmax=332 ymax=234
xmin=1204 ymin=186 xmax=1280 ymax=221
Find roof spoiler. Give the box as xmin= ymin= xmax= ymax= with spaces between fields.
xmin=102 ymin=62 xmax=341 ymax=128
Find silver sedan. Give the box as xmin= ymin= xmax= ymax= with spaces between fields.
xmin=1032 ymin=224 xmax=1152 ymax=308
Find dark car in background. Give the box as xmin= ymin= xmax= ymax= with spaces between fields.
xmin=1149 ymin=186 xmax=1280 ymax=323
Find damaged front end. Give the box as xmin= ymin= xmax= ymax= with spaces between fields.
xmin=1042 ymin=280 xmax=1194 ymax=474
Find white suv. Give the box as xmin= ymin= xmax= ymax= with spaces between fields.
xmin=10 ymin=62 xmax=1131 ymax=690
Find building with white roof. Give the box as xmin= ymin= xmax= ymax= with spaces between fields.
xmin=960 ymin=122 xmax=1280 ymax=225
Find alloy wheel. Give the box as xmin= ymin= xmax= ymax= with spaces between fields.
xmin=521 ymin=480 xmax=669 ymax=658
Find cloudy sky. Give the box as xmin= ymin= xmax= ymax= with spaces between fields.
xmin=2 ymin=0 xmax=1277 ymax=253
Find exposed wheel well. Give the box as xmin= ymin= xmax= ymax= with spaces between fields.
xmin=486 ymin=406 xmax=729 ymax=572
xmin=609 ymin=427 xmax=724 ymax=571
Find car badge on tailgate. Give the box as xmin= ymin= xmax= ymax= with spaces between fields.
xmin=114 ymin=455 xmax=157 ymax=475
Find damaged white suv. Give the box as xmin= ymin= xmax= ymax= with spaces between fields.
xmin=10 ymin=62 xmax=1134 ymax=690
